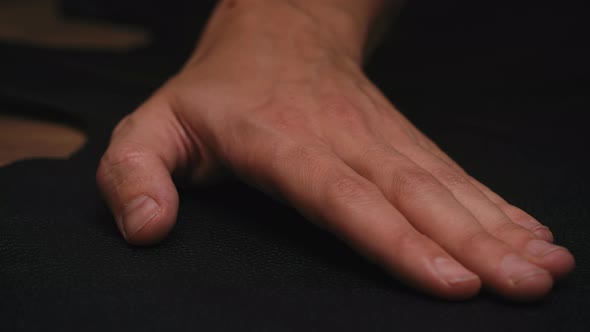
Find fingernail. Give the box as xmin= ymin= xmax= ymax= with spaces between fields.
xmin=533 ymin=227 xmax=554 ymax=242
xmin=433 ymin=257 xmax=479 ymax=284
xmin=120 ymin=195 xmax=160 ymax=240
xmin=518 ymin=219 xmax=553 ymax=242
xmin=501 ymin=254 xmax=550 ymax=285
xmin=526 ymin=239 xmax=563 ymax=257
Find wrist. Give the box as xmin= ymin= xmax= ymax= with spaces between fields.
xmin=279 ymin=0 xmax=377 ymax=63
xmin=193 ymin=0 xmax=383 ymax=65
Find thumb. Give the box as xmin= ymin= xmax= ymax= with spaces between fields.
xmin=97 ymin=98 xmax=193 ymax=245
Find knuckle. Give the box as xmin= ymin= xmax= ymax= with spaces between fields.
xmin=321 ymin=97 xmax=370 ymax=133
xmin=96 ymin=143 xmax=156 ymax=199
xmin=224 ymin=114 xmax=321 ymax=171
xmin=233 ymin=142 xmax=330 ymax=195
xmin=430 ymin=168 xmax=470 ymax=190
xmin=497 ymin=202 xmax=529 ymax=221
xmin=262 ymin=110 xmax=306 ymax=134
xmin=458 ymin=230 xmax=495 ymax=253
xmin=390 ymin=167 xmax=439 ymax=200
xmin=111 ymin=114 xmax=137 ymax=138
xmin=323 ymin=98 xmax=359 ymax=120
xmin=274 ymin=143 xmax=322 ymax=170
xmin=362 ymin=142 xmax=395 ymax=160
xmin=241 ymin=98 xmax=311 ymax=136
xmin=395 ymin=231 xmax=425 ymax=253
xmin=489 ymin=221 xmax=528 ymax=240
xmin=103 ymin=143 xmax=149 ymax=168
xmin=97 ymin=143 xmax=149 ymax=181
xmin=325 ymin=175 xmax=376 ymax=202
xmin=369 ymin=230 xmax=419 ymax=265
xmin=277 ymin=144 xmax=334 ymax=177
xmin=471 ymin=179 xmax=506 ymax=204
xmin=280 ymin=143 xmax=326 ymax=161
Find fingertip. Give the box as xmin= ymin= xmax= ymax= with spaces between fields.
xmin=121 ymin=192 xmax=179 ymax=246
xmin=540 ymin=248 xmax=576 ymax=280
xmin=386 ymin=260 xmax=482 ymax=301
xmin=383 ymin=253 xmax=482 ymax=301
xmin=507 ymin=271 xmax=554 ymax=302
xmin=436 ymin=277 xmax=482 ymax=301
xmin=430 ymin=257 xmax=482 ymax=300
xmin=96 ymin=143 xmax=181 ymax=246
xmin=494 ymin=254 xmax=554 ymax=301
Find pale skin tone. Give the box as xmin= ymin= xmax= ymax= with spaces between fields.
xmin=96 ymin=0 xmax=575 ymax=301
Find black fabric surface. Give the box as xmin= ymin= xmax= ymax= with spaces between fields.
xmin=1 ymin=1 xmax=589 ymax=331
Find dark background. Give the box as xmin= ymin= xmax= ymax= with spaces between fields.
xmin=1 ymin=0 xmax=589 ymax=331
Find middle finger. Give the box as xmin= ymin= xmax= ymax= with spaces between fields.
xmin=395 ymin=144 xmax=574 ymax=279
xmin=338 ymin=142 xmax=553 ymax=300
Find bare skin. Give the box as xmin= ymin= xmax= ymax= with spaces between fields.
xmin=96 ymin=0 xmax=574 ymax=301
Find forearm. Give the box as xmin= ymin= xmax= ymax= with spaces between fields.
xmin=192 ymin=0 xmax=393 ymax=65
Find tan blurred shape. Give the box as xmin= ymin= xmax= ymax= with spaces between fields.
xmin=0 ymin=0 xmax=150 ymax=50
xmin=0 ymin=114 xmax=86 ymax=166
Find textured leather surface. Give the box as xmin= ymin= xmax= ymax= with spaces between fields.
xmin=1 ymin=1 xmax=589 ymax=330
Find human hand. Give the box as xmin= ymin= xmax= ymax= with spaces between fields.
xmin=96 ymin=0 xmax=574 ymax=301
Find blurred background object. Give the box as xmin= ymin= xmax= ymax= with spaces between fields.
xmin=0 ymin=0 xmax=149 ymax=50
xmin=0 ymin=113 xmax=85 ymax=166
xmin=0 ymin=0 xmax=146 ymax=165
